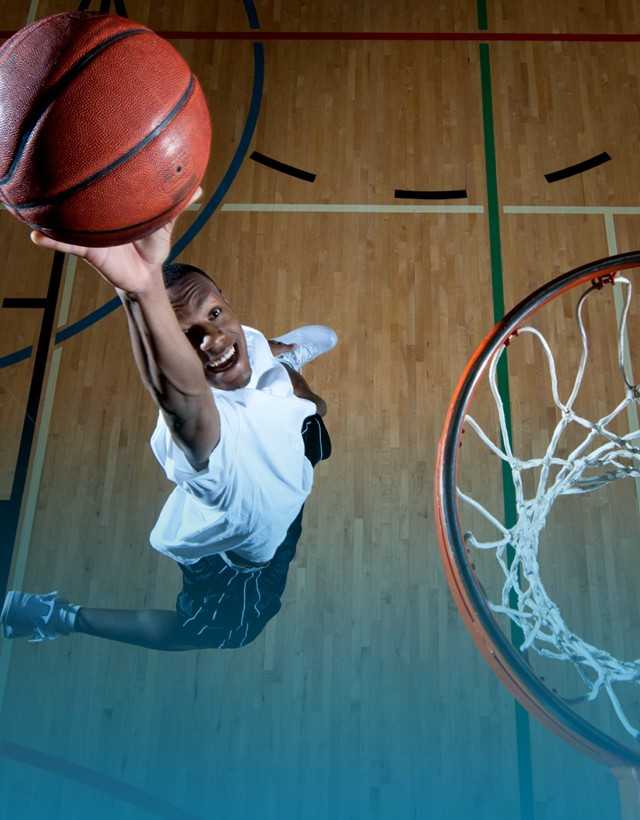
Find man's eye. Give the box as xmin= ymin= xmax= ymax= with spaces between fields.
xmin=209 ymin=308 xmax=221 ymax=320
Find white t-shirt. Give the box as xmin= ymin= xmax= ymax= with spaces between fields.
xmin=148 ymin=325 xmax=317 ymax=565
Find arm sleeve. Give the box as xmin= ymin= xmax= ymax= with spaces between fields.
xmin=150 ymin=396 xmax=239 ymax=505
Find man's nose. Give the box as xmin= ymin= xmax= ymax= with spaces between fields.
xmin=200 ymin=325 xmax=228 ymax=353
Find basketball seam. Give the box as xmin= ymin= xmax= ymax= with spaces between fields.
xmin=28 ymin=193 xmax=192 ymax=237
xmin=12 ymin=74 xmax=196 ymax=212
xmin=0 ymin=27 xmax=149 ymax=188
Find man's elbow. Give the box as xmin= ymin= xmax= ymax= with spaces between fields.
xmin=160 ymin=396 xmax=221 ymax=470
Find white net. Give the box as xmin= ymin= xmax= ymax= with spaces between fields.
xmin=460 ymin=275 xmax=640 ymax=740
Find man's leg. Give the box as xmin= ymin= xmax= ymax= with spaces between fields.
xmin=269 ymin=325 xmax=338 ymax=372
xmin=74 ymin=607 xmax=197 ymax=651
xmin=1 ymin=590 xmax=200 ymax=651
xmin=268 ymin=325 xmax=337 ymax=416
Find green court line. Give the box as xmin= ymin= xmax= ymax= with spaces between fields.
xmin=477 ymin=0 xmax=488 ymax=31
xmin=477 ymin=14 xmax=536 ymax=820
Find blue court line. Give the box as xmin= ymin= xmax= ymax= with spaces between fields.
xmin=0 ymin=7 xmax=263 ymax=371
xmin=0 ymin=347 xmax=31 ymax=367
xmin=243 ymin=0 xmax=260 ymax=30
xmin=169 ymin=43 xmax=264 ymax=262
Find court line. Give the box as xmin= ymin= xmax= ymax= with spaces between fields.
xmin=1 ymin=298 xmax=46 ymax=308
xmin=545 ymin=152 xmax=611 ymax=184
xmin=478 ymin=32 xmax=535 ymax=820
xmin=219 ymin=202 xmax=484 ymax=213
xmin=477 ymin=0 xmax=488 ymax=30
xmin=0 ymin=741 xmax=200 ymax=820
xmin=57 ymin=255 xmax=78 ymax=328
xmin=603 ymin=213 xmax=640 ymax=513
xmin=2 ymin=29 xmax=640 ymax=44
xmin=161 ymin=43 xmax=264 ymax=261
xmin=0 ymin=347 xmax=62 ymax=706
xmin=1 ymin=202 xmax=484 ymax=214
xmin=25 ymin=0 xmax=39 ymax=25
xmin=0 ymin=0 xmax=40 ymax=500
xmin=395 ymin=188 xmax=468 ymax=200
xmin=157 ymin=31 xmax=640 ymax=43
xmin=242 ymin=0 xmax=260 ymax=30
xmin=0 ymin=251 xmax=64 ymax=593
xmin=504 ymin=206 xmax=640 ymax=215
xmin=249 ymin=150 xmax=316 ymax=182
xmin=36 ymin=31 xmax=640 ymax=43
xmin=0 ymin=0 xmax=61 ymax=752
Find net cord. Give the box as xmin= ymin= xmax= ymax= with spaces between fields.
xmin=458 ymin=276 xmax=640 ymax=740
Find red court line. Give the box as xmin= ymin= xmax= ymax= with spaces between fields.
xmin=158 ymin=30 xmax=640 ymax=42
xmin=1 ymin=30 xmax=640 ymax=43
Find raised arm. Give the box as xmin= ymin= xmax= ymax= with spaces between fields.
xmin=118 ymin=279 xmax=219 ymax=469
xmin=30 ymin=187 xmax=219 ymax=470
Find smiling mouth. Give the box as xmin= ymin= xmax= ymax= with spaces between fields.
xmin=206 ymin=343 xmax=239 ymax=374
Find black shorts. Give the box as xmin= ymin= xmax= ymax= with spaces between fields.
xmin=175 ymin=413 xmax=331 ymax=649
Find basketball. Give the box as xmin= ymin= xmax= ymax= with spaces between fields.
xmin=0 ymin=11 xmax=211 ymax=247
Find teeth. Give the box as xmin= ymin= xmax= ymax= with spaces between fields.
xmin=208 ymin=345 xmax=235 ymax=368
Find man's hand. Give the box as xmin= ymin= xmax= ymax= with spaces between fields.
xmin=29 ymin=187 xmax=203 ymax=295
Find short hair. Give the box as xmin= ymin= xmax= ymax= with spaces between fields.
xmin=161 ymin=261 xmax=220 ymax=293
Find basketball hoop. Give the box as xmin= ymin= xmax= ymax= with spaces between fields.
xmin=435 ymin=252 xmax=640 ymax=817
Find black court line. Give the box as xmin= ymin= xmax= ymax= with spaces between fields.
xmin=250 ymin=151 xmax=316 ymax=182
xmin=2 ymin=298 xmax=48 ymax=309
xmin=545 ymin=152 xmax=611 ymax=182
xmin=0 ymin=0 xmax=132 ymax=589
xmin=77 ymin=2 xmax=130 ymax=17
xmin=0 ymin=252 xmax=64 ymax=595
xmin=395 ymin=188 xmax=468 ymax=200
xmin=1 ymin=741 xmax=200 ymax=820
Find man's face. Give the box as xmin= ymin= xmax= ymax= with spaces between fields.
xmin=168 ymin=272 xmax=252 ymax=391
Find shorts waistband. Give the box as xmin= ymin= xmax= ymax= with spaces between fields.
xmin=223 ymin=549 xmax=271 ymax=570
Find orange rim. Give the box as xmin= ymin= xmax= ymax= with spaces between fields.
xmin=435 ymin=252 xmax=640 ymax=770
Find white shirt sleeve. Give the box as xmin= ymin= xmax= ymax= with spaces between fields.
xmin=150 ymin=397 xmax=239 ymax=506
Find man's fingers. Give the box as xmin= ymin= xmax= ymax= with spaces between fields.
xmin=157 ymin=186 xmax=203 ymax=236
xmin=30 ymin=230 xmax=88 ymax=258
xmin=159 ymin=186 xmax=203 ymax=235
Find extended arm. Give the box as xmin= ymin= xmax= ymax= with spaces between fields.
xmin=117 ymin=278 xmax=219 ymax=469
xmin=29 ymin=187 xmax=218 ymax=470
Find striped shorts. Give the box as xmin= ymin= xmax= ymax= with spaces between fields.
xmin=175 ymin=413 xmax=331 ymax=649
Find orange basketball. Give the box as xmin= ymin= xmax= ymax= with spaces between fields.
xmin=0 ymin=11 xmax=211 ymax=247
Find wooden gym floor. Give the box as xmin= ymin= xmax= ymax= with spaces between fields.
xmin=2 ymin=2 xmax=640 ymax=819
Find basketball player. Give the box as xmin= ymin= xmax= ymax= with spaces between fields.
xmin=0 ymin=188 xmax=336 ymax=650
